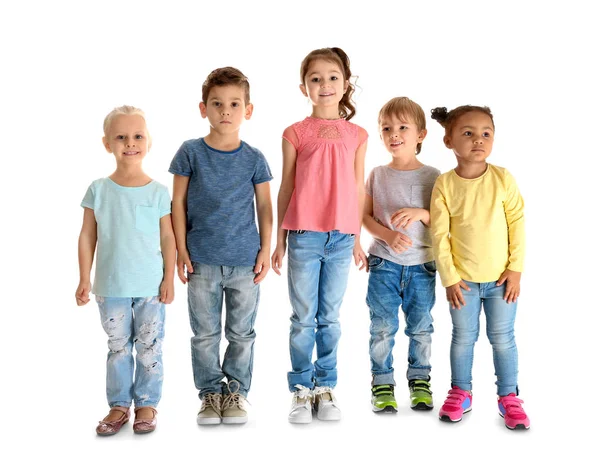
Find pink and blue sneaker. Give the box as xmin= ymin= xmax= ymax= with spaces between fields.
xmin=439 ymin=387 xmax=472 ymax=422
xmin=498 ymin=393 xmax=530 ymax=430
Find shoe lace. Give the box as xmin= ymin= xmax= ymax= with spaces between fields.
xmin=410 ymin=380 xmax=432 ymax=395
xmin=222 ymin=379 xmax=246 ymax=410
xmin=293 ymin=384 xmax=313 ymax=402
xmin=443 ymin=388 xmax=469 ymax=407
xmin=203 ymin=392 xmax=223 ymax=416
xmin=313 ymin=386 xmax=334 ymax=401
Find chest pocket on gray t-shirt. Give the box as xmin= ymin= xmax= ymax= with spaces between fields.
xmin=135 ymin=205 xmax=159 ymax=234
xmin=410 ymin=185 xmax=432 ymax=209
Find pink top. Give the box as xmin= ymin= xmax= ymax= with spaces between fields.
xmin=282 ymin=116 xmax=368 ymax=235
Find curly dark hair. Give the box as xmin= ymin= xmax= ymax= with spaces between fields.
xmin=431 ymin=105 xmax=494 ymax=137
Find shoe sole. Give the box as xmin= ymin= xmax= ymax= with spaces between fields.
xmin=439 ymin=406 xmax=472 ymax=422
xmin=288 ymin=416 xmax=312 ymax=424
xmin=197 ymin=417 xmax=222 ymax=425
xmin=222 ymin=417 xmax=248 ymax=425
xmin=499 ymin=412 xmax=530 ymax=430
xmin=372 ymin=405 xmax=397 ymax=413
xmin=411 ymin=402 xmax=434 ymax=411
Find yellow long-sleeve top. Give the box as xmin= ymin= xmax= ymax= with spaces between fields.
xmin=430 ymin=164 xmax=525 ymax=287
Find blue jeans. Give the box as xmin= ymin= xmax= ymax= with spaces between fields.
xmin=287 ymin=230 xmax=354 ymax=391
xmin=188 ymin=262 xmax=260 ymax=398
xmin=96 ymin=296 xmax=165 ymax=408
xmin=449 ymin=280 xmax=519 ymax=396
xmin=366 ymin=256 xmax=436 ymax=385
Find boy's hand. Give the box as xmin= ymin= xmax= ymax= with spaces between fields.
xmin=391 ymin=208 xmax=426 ymax=229
xmin=446 ymin=280 xmax=471 ymax=310
xmin=160 ymin=279 xmax=175 ymax=304
xmin=75 ymin=281 xmax=91 ymax=306
xmin=353 ymin=239 xmax=368 ymax=271
xmin=176 ymin=250 xmax=193 ymax=285
xmin=496 ymin=269 xmax=521 ymax=303
xmin=271 ymin=242 xmax=286 ymax=276
xmin=385 ymin=230 xmax=412 ymax=254
xmin=254 ymin=249 xmax=271 ymax=284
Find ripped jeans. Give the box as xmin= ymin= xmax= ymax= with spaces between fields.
xmin=96 ymin=296 xmax=165 ymax=408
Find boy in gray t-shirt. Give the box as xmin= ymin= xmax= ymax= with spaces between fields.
xmin=363 ymin=97 xmax=440 ymax=414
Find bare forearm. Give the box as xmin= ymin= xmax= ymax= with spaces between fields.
xmin=161 ymin=234 xmax=176 ymax=279
xmin=171 ymin=201 xmax=188 ymax=252
xmin=257 ymin=202 xmax=273 ymax=250
xmin=363 ymin=214 xmax=392 ymax=243
xmin=276 ymin=187 xmax=293 ymax=243
xmin=78 ymin=232 xmax=96 ymax=282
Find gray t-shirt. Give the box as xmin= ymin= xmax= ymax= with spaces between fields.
xmin=169 ymin=138 xmax=273 ymax=266
xmin=365 ymin=165 xmax=440 ymax=266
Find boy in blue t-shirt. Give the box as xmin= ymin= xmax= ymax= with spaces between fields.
xmin=169 ymin=67 xmax=273 ymax=425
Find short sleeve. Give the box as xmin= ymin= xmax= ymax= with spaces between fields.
xmin=282 ymin=125 xmax=299 ymax=149
xmin=358 ymin=126 xmax=369 ymax=146
xmin=169 ymin=142 xmax=192 ymax=176
xmin=81 ymin=182 xmax=95 ymax=210
xmin=252 ymin=151 xmax=273 ymax=185
xmin=365 ymin=169 xmax=375 ymax=196
xmin=158 ymin=186 xmax=172 ymax=218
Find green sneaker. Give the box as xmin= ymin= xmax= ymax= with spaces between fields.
xmin=371 ymin=384 xmax=398 ymax=413
xmin=409 ymin=379 xmax=434 ymax=410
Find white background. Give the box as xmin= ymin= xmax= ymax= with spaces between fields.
xmin=2 ymin=0 xmax=598 ymax=464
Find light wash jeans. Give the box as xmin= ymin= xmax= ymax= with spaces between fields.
xmin=96 ymin=296 xmax=165 ymax=408
xmin=287 ymin=230 xmax=354 ymax=391
xmin=366 ymin=255 xmax=436 ymax=386
xmin=449 ymin=280 xmax=519 ymax=396
xmin=188 ymin=262 xmax=259 ymax=398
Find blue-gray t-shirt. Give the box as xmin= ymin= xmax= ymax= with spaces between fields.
xmin=169 ymin=138 xmax=272 ymax=266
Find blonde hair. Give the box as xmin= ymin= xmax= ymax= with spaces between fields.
xmin=378 ymin=97 xmax=427 ymax=154
xmin=103 ymin=105 xmax=147 ymax=137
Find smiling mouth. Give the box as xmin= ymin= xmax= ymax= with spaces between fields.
xmin=390 ymin=142 xmax=403 ymax=147
xmin=319 ymin=92 xmax=334 ymax=97
xmin=123 ymin=151 xmax=139 ymax=156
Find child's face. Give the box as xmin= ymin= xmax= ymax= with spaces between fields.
xmin=444 ymin=111 xmax=495 ymax=163
xmin=200 ymin=84 xmax=253 ymax=134
xmin=102 ymin=114 xmax=150 ymax=164
xmin=379 ymin=114 xmax=426 ymax=158
xmin=300 ymin=58 xmax=348 ymax=109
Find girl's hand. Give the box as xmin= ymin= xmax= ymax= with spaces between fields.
xmin=391 ymin=208 xmax=426 ymax=229
xmin=496 ymin=269 xmax=521 ymax=303
xmin=75 ymin=281 xmax=91 ymax=306
xmin=271 ymin=242 xmax=287 ymax=276
xmin=446 ymin=280 xmax=471 ymax=310
xmin=160 ymin=279 xmax=175 ymax=304
xmin=254 ymin=249 xmax=271 ymax=284
xmin=385 ymin=230 xmax=413 ymax=253
xmin=353 ymin=239 xmax=368 ymax=271
xmin=176 ymin=250 xmax=194 ymax=285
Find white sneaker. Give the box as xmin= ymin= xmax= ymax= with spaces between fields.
xmin=288 ymin=385 xmax=313 ymax=424
xmin=313 ymin=386 xmax=341 ymax=421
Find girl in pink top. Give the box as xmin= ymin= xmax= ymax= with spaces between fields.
xmin=271 ymin=47 xmax=368 ymax=423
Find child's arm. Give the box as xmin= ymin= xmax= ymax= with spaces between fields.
xmin=496 ymin=170 xmax=525 ymax=303
xmin=390 ymin=208 xmax=431 ymax=228
xmin=254 ymin=181 xmax=273 ymax=284
xmin=271 ymin=139 xmax=296 ymax=276
xmin=353 ymin=140 xmax=368 ymax=271
xmin=159 ymin=214 xmax=176 ymax=304
xmin=75 ymin=208 xmax=97 ymax=306
xmin=172 ymin=175 xmax=193 ymax=284
xmin=363 ymin=194 xmax=413 ymax=254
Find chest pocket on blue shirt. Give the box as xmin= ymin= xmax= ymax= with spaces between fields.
xmin=135 ymin=205 xmax=159 ymax=234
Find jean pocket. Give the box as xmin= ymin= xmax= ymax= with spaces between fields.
xmin=421 ymin=260 xmax=437 ymax=276
xmin=135 ymin=205 xmax=159 ymax=234
xmin=367 ymin=255 xmax=385 ymax=271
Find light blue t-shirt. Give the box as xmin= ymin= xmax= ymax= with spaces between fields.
xmin=81 ymin=178 xmax=171 ymax=297
xmin=169 ymin=138 xmax=272 ymax=266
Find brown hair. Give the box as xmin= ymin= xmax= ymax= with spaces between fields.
xmin=202 ymin=67 xmax=250 ymax=104
xmin=300 ymin=47 xmax=356 ymax=120
xmin=430 ymin=105 xmax=494 ymax=138
xmin=378 ymin=97 xmax=427 ymax=154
